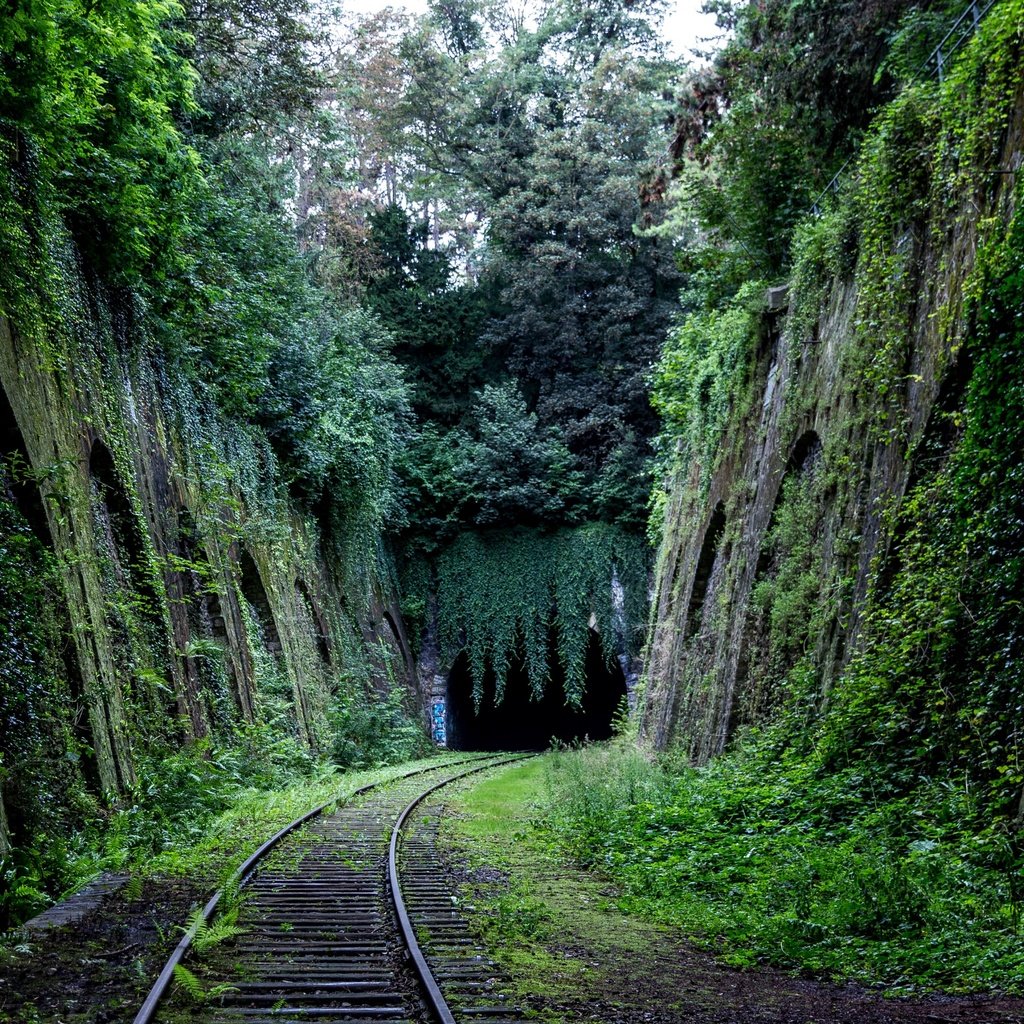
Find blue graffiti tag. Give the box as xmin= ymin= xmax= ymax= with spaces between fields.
xmin=431 ymin=699 xmax=447 ymax=746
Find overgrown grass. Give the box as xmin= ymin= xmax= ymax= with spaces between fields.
xmin=441 ymin=757 xmax=676 ymax=1013
xmin=3 ymin=738 xmax=454 ymax=930
xmin=541 ymin=741 xmax=1024 ymax=995
xmin=135 ymin=751 xmax=465 ymax=886
xmin=1 ymin=684 xmax=434 ymax=926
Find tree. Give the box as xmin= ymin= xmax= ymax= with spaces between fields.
xmin=666 ymin=0 xmax=965 ymax=279
xmin=453 ymin=382 xmax=580 ymax=527
xmin=373 ymin=0 xmax=683 ymax=534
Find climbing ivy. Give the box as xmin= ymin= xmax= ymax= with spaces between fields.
xmin=648 ymin=280 xmax=764 ymax=546
xmin=436 ymin=524 xmax=647 ymax=709
xmin=0 ymin=0 xmax=421 ymax=921
xmin=584 ymin=2 xmax=1024 ymax=991
xmin=0 ymin=475 xmax=95 ymax=927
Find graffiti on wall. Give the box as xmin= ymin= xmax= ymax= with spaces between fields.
xmin=431 ymin=699 xmax=447 ymax=746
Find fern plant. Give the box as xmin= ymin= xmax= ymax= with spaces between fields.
xmin=172 ymin=965 xmax=207 ymax=1004
xmin=172 ymin=964 xmax=239 ymax=1004
xmin=185 ymin=906 xmax=247 ymax=953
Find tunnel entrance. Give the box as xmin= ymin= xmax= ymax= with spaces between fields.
xmin=445 ymin=630 xmax=627 ymax=751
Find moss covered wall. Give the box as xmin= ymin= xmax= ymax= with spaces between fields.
xmin=0 ymin=260 xmax=419 ymax=880
xmin=641 ymin=15 xmax=1024 ymax=759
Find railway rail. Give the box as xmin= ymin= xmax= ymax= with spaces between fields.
xmin=133 ymin=753 xmax=532 ymax=1024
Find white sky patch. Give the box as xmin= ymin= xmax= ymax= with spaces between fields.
xmin=663 ymin=0 xmax=721 ymax=61
xmin=339 ymin=0 xmax=723 ymax=62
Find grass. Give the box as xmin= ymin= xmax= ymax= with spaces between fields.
xmin=440 ymin=756 xmax=686 ymax=1019
xmin=442 ymin=741 xmax=1024 ymax=1010
xmin=142 ymin=752 xmax=472 ymax=887
xmin=0 ymin=750 xmax=473 ymax=934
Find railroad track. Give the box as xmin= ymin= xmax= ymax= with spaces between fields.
xmin=134 ymin=753 xmax=532 ymax=1024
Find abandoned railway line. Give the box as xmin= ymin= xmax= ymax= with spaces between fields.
xmin=133 ymin=754 xmax=532 ymax=1024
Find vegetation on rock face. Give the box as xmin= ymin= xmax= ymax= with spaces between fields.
xmin=667 ymin=0 xmax=971 ymax=284
xmin=0 ymin=0 xmax=1022 ymax=1003
xmin=619 ymin=0 xmax=1024 ymax=993
xmin=0 ymin=0 xmax=424 ymax=924
xmin=436 ymin=525 xmax=647 ymax=708
xmin=0 ymin=0 xmax=667 ymax=919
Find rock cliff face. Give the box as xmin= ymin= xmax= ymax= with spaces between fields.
xmin=641 ymin=68 xmax=1024 ymax=759
xmin=0 ymin=266 xmax=416 ymax=859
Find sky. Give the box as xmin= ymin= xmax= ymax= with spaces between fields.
xmin=342 ymin=0 xmax=722 ymax=62
xmin=661 ymin=0 xmax=721 ymax=59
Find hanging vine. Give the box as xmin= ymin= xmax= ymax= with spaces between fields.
xmin=436 ymin=524 xmax=647 ymax=708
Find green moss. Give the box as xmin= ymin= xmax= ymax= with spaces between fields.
xmin=632 ymin=0 xmax=1024 ymax=992
xmin=440 ymin=757 xmax=679 ymax=1012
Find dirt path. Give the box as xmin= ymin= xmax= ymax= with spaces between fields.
xmin=0 ymin=878 xmax=200 ymax=1024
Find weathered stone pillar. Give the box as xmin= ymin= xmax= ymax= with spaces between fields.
xmin=416 ymin=596 xmax=449 ymax=747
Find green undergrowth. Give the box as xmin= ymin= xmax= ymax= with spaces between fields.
xmin=1 ymin=739 xmax=444 ymax=931
xmin=136 ymin=752 xmax=465 ymax=886
xmin=626 ymin=1 xmax=1024 ymax=996
xmin=440 ymin=757 xmax=685 ymax=1021
xmin=542 ymin=742 xmax=1024 ymax=995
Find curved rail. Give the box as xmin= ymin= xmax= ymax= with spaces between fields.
xmin=389 ymin=753 xmax=534 ymax=1024
xmin=132 ymin=752 xmax=498 ymax=1024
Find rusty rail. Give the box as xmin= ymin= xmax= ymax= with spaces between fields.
xmin=388 ymin=755 xmax=533 ymax=1024
xmin=131 ymin=752 xmax=501 ymax=1024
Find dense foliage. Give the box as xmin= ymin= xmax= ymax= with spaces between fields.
xmin=324 ymin=0 xmax=676 ymax=693
xmin=0 ymin=0 xmax=672 ymax=921
xmin=2 ymin=3 xmax=1021 ymax=1006
xmin=436 ymin=525 xmax=647 ymax=707
xmin=666 ymin=0 xmax=969 ymax=286
xmin=0 ymin=0 xmax=425 ymax=924
xmin=619 ymin=0 xmax=1024 ymax=993
xmin=0 ymin=0 xmax=410 ymax=531
xmin=544 ymin=742 xmax=1024 ymax=993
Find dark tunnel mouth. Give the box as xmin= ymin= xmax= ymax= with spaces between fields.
xmin=444 ymin=629 xmax=628 ymax=752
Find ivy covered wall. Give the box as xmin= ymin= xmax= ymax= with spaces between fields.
xmin=0 ymin=257 xmax=418 ymax=919
xmin=642 ymin=3 xmax=1024 ymax=778
xmin=0 ymin=0 xmax=433 ymax=921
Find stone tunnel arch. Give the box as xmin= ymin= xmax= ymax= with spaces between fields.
xmin=87 ymin=438 xmax=184 ymax=754
xmin=877 ymin=360 xmax=971 ymax=600
xmin=444 ymin=629 xmax=627 ymax=751
xmin=296 ymin=578 xmax=331 ymax=667
xmin=171 ymin=507 xmax=227 ymax=732
xmin=0 ymin=389 xmax=96 ymax=786
xmin=752 ymin=430 xmax=823 ymax=584
xmin=88 ymin=439 xmax=163 ymax=618
xmin=88 ymin=438 xmax=171 ymax=721
xmin=0 ymin=385 xmax=101 ymax=849
xmin=685 ymin=501 xmax=727 ymax=640
xmin=785 ymin=429 xmax=823 ymax=478
xmin=0 ymin=386 xmax=49 ymax=543
xmin=237 ymin=547 xmax=282 ymax=656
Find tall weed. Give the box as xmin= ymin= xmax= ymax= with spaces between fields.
xmin=541 ymin=742 xmax=1024 ymax=994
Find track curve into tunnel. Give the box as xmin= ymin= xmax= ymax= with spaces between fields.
xmin=445 ymin=629 xmax=627 ymax=751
